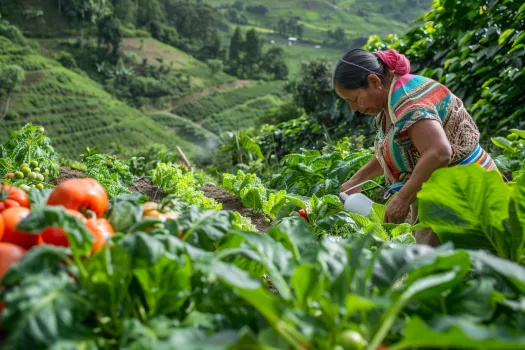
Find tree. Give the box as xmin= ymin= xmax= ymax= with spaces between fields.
xmin=297 ymin=24 xmax=304 ymax=39
xmin=97 ymin=15 xmax=122 ymax=59
xmin=61 ymin=0 xmax=111 ymax=42
xmin=261 ymin=47 xmax=288 ymax=80
xmin=61 ymin=0 xmax=110 ymax=23
xmin=287 ymin=60 xmax=334 ymax=115
xmin=136 ymin=0 xmax=164 ymax=33
xmin=0 ymin=65 xmax=24 ymax=119
xmin=277 ymin=18 xmax=286 ymax=35
xmin=198 ymin=29 xmax=222 ymax=60
xmin=243 ymin=29 xmax=262 ymax=65
xmin=207 ymin=59 xmax=224 ymax=77
xmin=229 ymin=27 xmax=243 ymax=63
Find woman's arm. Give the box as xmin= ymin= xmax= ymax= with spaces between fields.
xmin=340 ymin=156 xmax=384 ymax=194
xmin=384 ymin=119 xmax=452 ymax=223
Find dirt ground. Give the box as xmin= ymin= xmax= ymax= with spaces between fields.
xmin=203 ymin=183 xmax=271 ymax=232
xmin=52 ymin=167 xmax=270 ymax=232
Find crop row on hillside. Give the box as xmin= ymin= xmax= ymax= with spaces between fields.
xmin=171 ymin=81 xmax=285 ymax=124
xmin=0 ymin=31 xmax=183 ymax=159
xmin=202 ymin=94 xmax=283 ymax=132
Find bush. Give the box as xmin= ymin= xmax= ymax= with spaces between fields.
xmin=246 ymin=5 xmax=269 ymax=15
xmin=54 ymin=51 xmax=78 ymax=69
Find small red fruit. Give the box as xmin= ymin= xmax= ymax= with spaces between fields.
xmin=298 ymin=209 xmax=309 ymax=223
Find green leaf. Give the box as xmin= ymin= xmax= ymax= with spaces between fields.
xmin=284 ymin=193 xmax=309 ymax=209
xmin=133 ymin=254 xmax=191 ymax=317
xmin=373 ymin=244 xmax=451 ymax=290
xmin=492 ymin=136 xmax=513 ymax=150
xmin=48 ymin=339 xmax=101 ymax=350
xmin=512 ymin=32 xmax=525 ymax=47
xmin=468 ymin=250 xmax=525 ymax=293
xmin=510 ymin=129 xmax=525 ymax=139
xmin=120 ymin=232 xmax=166 ymax=266
xmin=108 ymin=200 xmax=144 ymax=233
xmin=394 ymin=316 xmax=525 ymax=349
xmin=345 ymin=294 xmax=377 ymax=315
xmin=370 ymin=269 xmax=464 ymax=350
xmin=291 ymin=264 xmax=325 ymax=308
xmin=315 ymin=211 xmax=359 ymax=234
xmin=27 ymin=188 xmax=53 ymax=208
xmin=240 ymin=186 xmax=264 ymax=210
xmin=269 ymin=217 xmax=318 ymax=262
xmin=2 ymin=273 xmax=92 ymax=349
xmin=498 ymin=29 xmax=515 ymax=45
xmin=177 ymin=207 xmax=234 ymax=251
xmin=369 ymin=203 xmax=386 ymax=223
xmin=82 ymin=245 xmax=133 ymax=320
xmin=17 ymin=206 xmax=94 ymax=256
xmin=508 ymin=175 xmax=525 ymax=262
xmin=445 ymin=278 xmax=496 ymax=322
xmin=417 ymin=165 xmax=510 ymax=257
xmin=240 ymin=132 xmax=264 ymax=160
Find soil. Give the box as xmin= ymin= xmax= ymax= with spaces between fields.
xmin=203 ymin=183 xmax=271 ymax=233
xmin=128 ymin=177 xmax=166 ymax=202
xmin=51 ymin=166 xmax=85 ymax=185
xmin=50 ymin=167 xmax=269 ymax=232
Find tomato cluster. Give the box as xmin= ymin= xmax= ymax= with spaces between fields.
xmin=0 ymin=178 xmax=115 ymax=323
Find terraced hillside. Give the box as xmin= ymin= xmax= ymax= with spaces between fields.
xmin=171 ymin=81 xmax=285 ymax=132
xmin=207 ymin=0 xmax=431 ymax=43
xmin=0 ymin=31 xmax=205 ymax=159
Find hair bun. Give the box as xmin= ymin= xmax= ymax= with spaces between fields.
xmin=375 ymin=49 xmax=410 ymax=75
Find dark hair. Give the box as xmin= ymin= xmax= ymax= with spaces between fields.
xmin=332 ymin=48 xmax=388 ymax=90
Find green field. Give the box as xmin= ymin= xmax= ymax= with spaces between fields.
xmin=171 ymin=81 xmax=285 ymax=126
xmin=0 ymin=33 xmax=207 ymax=159
xmin=205 ymin=0 xmax=428 ymax=43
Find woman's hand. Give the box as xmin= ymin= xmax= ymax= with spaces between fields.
xmin=339 ymin=156 xmax=384 ymax=202
xmin=340 ymin=179 xmax=361 ymax=195
xmin=384 ymin=195 xmax=411 ymax=224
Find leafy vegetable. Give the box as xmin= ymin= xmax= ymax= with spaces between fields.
xmin=84 ymin=153 xmax=134 ymax=198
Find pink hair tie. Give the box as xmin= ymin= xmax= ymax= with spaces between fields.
xmin=375 ymin=49 xmax=411 ymax=75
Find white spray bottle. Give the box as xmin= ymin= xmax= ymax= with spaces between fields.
xmin=339 ymin=180 xmax=383 ymax=217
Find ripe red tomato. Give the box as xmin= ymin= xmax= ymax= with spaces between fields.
xmin=0 ymin=214 xmax=4 ymax=241
xmin=0 ymin=207 xmax=39 ymax=250
xmin=0 ymin=184 xmax=30 ymax=212
xmin=0 ymin=242 xmax=26 ymax=329
xmin=47 ymin=178 xmax=108 ymax=218
xmin=377 ymin=345 xmax=389 ymax=350
xmin=0 ymin=242 xmax=26 ymax=281
xmin=41 ymin=209 xmax=87 ymax=248
xmin=86 ymin=218 xmax=115 ymax=253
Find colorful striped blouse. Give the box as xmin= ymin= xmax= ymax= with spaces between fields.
xmin=373 ymin=74 xmax=497 ymax=193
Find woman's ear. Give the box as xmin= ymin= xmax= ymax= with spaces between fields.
xmin=367 ymin=74 xmax=382 ymax=89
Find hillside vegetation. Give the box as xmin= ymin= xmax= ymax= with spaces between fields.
xmin=0 ymin=25 xmax=207 ymax=159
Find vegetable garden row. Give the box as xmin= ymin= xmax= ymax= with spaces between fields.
xmin=0 ymin=123 xmax=525 ymax=349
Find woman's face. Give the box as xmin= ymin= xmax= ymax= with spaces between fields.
xmin=334 ymin=74 xmax=388 ymax=116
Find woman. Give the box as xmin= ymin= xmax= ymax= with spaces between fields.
xmin=333 ymin=48 xmax=497 ymax=246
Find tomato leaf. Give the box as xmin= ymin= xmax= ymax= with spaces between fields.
xmin=17 ymin=206 xmax=94 ymax=256
xmin=133 ymin=254 xmax=191 ymax=317
xmin=2 ymin=272 xmax=92 ymax=349
xmin=27 ymin=188 xmax=53 ymax=208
